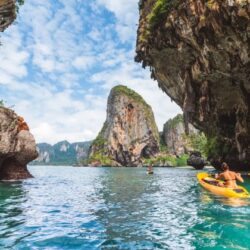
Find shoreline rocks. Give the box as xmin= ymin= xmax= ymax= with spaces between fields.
xmin=187 ymin=151 xmax=207 ymax=170
xmin=0 ymin=107 xmax=38 ymax=180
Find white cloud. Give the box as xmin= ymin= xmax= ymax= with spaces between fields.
xmin=0 ymin=0 xmax=181 ymax=145
xmin=0 ymin=26 xmax=29 ymax=84
xmin=91 ymin=50 xmax=182 ymax=131
xmin=97 ymin=0 xmax=138 ymax=42
xmin=73 ymin=56 xmax=95 ymax=70
xmin=14 ymin=86 xmax=107 ymax=144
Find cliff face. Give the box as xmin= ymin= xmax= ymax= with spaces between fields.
xmin=163 ymin=114 xmax=198 ymax=155
xmin=0 ymin=107 xmax=38 ymax=180
xmin=0 ymin=0 xmax=16 ymax=32
xmin=33 ymin=141 xmax=91 ymax=165
xmin=136 ymin=0 xmax=250 ymax=170
xmin=89 ymin=85 xmax=160 ymax=166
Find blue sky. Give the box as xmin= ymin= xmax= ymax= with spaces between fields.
xmin=0 ymin=0 xmax=180 ymax=144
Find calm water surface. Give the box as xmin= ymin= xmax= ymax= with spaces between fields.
xmin=1 ymin=166 xmax=250 ymax=250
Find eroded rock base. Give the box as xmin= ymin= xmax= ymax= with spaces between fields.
xmin=0 ymin=158 xmax=33 ymax=180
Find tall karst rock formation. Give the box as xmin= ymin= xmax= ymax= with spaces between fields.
xmin=136 ymin=0 xmax=250 ymax=170
xmin=89 ymin=85 xmax=160 ymax=166
xmin=163 ymin=114 xmax=198 ymax=155
xmin=0 ymin=107 xmax=38 ymax=180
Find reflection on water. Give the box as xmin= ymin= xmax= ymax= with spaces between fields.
xmin=200 ymin=192 xmax=250 ymax=207
xmin=0 ymin=182 xmax=27 ymax=249
xmin=0 ymin=166 xmax=250 ymax=249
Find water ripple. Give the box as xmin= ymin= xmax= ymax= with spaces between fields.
xmin=0 ymin=166 xmax=250 ymax=249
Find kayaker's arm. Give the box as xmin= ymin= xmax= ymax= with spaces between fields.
xmin=215 ymin=173 xmax=223 ymax=180
xmin=235 ymin=173 xmax=244 ymax=183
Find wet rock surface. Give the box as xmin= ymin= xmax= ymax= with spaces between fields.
xmin=136 ymin=0 xmax=250 ymax=170
xmin=0 ymin=107 xmax=38 ymax=180
xmin=187 ymin=151 xmax=207 ymax=170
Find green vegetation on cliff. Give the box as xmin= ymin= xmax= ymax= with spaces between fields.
xmin=111 ymin=85 xmax=151 ymax=109
xmin=167 ymin=114 xmax=183 ymax=129
xmin=143 ymin=154 xmax=176 ymax=166
xmin=16 ymin=0 xmax=25 ymax=13
xmin=88 ymin=152 xmax=113 ymax=166
xmin=143 ymin=153 xmax=189 ymax=167
xmin=184 ymin=133 xmax=208 ymax=157
xmin=205 ymin=136 xmax=231 ymax=160
xmin=147 ymin=0 xmax=181 ymax=29
xmin=138 ymin=0 xmax=181 ymax=42
xmin=92 ymin=121 xmax=108 ymax=147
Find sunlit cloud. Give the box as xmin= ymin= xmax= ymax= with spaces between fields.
xmin=0 ymin=0 xmax=180 ymax=144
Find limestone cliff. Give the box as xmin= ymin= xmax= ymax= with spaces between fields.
xmin=163 ymin=114 xmax=198 ymax=155
xmin=32 ymin=141 xmax=91 ymax=165
xmin=89 ymin=85 xmax=160 ymax=166
xmin=0 ymin=107 xmax=38 ymax=180
xmin=136 ymin=0 xmax=250 ymax=170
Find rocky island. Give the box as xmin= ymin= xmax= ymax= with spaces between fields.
xmin=136 ymin=0 xmax=250 ymax=170
xmin=0 ymin=107 xmax=38 ymax=180
xmin=163 ymin=114 xmax=198 ymax=156
xmin=89 ymin=85 xmax=160 ymax=166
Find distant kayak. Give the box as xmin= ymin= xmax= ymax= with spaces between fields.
xmin=197 ymin=172 xmax=250 ymax=198
xmin=147 ymin=171 xmax=154 ymax=175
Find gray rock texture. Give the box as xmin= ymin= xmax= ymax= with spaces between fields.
xmin=163 ymin=114 xmax=198 ymax=155
xmin=0 ymin=107 xmax=38 ymax=180
xmin=136 ymin=0 xmax=250 ymax=170
xmin=187 ymin=151 xmax=207 ymax=170
xmin=89 ymin=85 xmax=160 ymax=166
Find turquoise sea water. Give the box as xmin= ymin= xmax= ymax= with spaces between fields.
xmin=1 ymin=166 xmax=250 ymax=250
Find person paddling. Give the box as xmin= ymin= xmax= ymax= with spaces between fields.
xmin=215 ymin=162 xmax=244 ymax=188
xmin=147 ymin=165 xmax=153 ymax=174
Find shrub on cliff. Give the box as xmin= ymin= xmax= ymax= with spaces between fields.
xmin=183 ymin=133 xmax=208 ymax=157
xmin=147 ymin=0 xmax=181 ymax=29
xmin=16 ymin=0 xmax=25 ymax=13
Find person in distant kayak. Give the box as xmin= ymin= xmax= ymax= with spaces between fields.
xmin=147 ymin=165 xmax=153 ymax=173
xmin=215 ymin=162 xmax=244 ymax=188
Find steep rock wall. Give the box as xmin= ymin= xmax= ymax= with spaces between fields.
xmin=136 ymin=0 xmax=250 ymax=170
xmin=0 ymin=107 xmax=38 ymax=179
xmin=163 ymin=114 xmax=198 ymax=155
xmin=89 ymin=85 xmax=160 ymax=166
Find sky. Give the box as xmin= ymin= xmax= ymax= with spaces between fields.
xmin=0 ymin=0 xmax=181 ymax=144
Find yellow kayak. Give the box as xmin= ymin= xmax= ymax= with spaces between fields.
xmin=197 ymin=172 xmax=250 ymax=198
